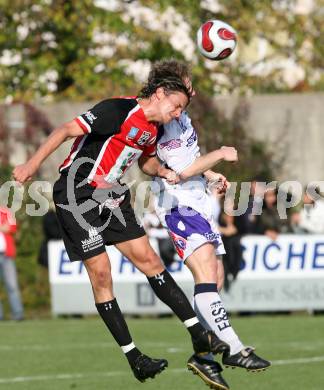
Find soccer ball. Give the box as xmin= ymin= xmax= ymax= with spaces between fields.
xmin=197 ymin=20 xmax=237 ymax=60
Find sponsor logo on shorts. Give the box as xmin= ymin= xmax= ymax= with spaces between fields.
xmin=204 ymin=232 xmax=221 ymax=241
xmin=81 ymin=227 xmax=103 ymax=253
xmin=84 ymin=111 xmax=97 ymax=124
xmin=127 ymin=127 xmax=139 ymax=140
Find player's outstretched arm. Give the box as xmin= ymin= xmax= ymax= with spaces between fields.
xmin=179 ymin=146 xmax=238 ymax=180
xmin=13 ymin=120 xmax=84 ymax=184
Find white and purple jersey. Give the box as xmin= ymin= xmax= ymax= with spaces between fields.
xmin=152 ymin=112 xmax=225 ymax=260
xmin=157 ymin=111 xmax=201 ymax=176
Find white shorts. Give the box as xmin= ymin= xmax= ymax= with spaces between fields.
xmin=160 ymin=205 xmax=226 ymax=261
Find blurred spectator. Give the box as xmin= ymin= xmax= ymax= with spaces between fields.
xmin=38 ymin=208 xmax=62 ymax=268
xmin=235 ymin=178 xmax=265 ymax=235
xmin=255 ymin=188 xmax=290 ymax=240
xmin=0 ymin=206 xmax=24 ymax=321
xmin=218 ymin=202 xmax=244 ymax=291
xmin=143 ymin=211 xmax=176 ymax=268
xmin=290 ymin=188 xmax=324 ymax=234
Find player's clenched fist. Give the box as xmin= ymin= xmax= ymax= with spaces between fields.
xmin=158 ymin=166 xmax=179 ymax=184
xmin=13 ymin=163 xmax=37 ymax=184
xmin=220 ymin=146 xmax=238 ymax=162
xmin=208 ymin=172 xmax=230 ymax=194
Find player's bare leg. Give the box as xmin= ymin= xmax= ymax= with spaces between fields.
xmin=116 ymin=236 xmax=228 ymax=355
xmin=84 ymin=252 xmax=168 ymax=382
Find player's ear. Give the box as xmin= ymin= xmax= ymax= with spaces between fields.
xmin=155 ymin=87 xmax=165 ymax=100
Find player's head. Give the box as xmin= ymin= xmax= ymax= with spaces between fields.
xmin=147 ymin=59 xmax=195 ymax=98
xmin=139 ymin=60 xmax=192 ymax=124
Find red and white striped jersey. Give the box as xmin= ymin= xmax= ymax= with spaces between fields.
xmin=59 ymin=98 xmax=157 ymax=187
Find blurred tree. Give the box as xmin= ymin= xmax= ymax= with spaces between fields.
xmin=189 ymin=93 xmax=277 ymax=182
xmin=0 ymin=163 xmax=45 ymax=314
xmin=0 ymin=104 xmax=52 ymax=315
xmin=0 ymin=102 xmax=52 ymax=165
xmin=0 ymin=0 xmax=145 ymax=100
xmin=0 ymin=0 xmax=323 ymax=101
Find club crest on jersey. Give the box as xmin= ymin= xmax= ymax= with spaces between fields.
xmin=137 ymin=131 xmax=151 ymax=146
xmin=84 ymin=110 xmax=97 ymax=124
xmin=127 ymin=127 xmax=139 ymax=140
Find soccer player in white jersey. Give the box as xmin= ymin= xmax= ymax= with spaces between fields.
xmin=150 ymin=60 xmax=271 ymax=390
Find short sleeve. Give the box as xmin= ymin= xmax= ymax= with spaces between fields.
xmin=142 ymin=143 xmax=157 ymax=157
xmin=74 ymin=99 xmax=132 ymax=136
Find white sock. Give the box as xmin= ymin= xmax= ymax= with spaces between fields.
xmin=194 ymin=283 xmax=244 ymax=355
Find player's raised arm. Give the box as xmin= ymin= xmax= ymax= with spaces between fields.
xmin=179 ymin=146 xmax=238 ymax=180
xmin=13 ymin=120 xmax=84 ymax=184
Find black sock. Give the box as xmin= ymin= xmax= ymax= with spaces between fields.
xmin=125 ymin=348 xmax=142 ymax=365
xmin=147 ymin=269 xmax=205 ymax=338
xmin=96 ymin=298 xmax=141 ymax=364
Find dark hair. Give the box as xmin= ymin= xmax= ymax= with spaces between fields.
xmin=138 ymin=59 xmax=192 ymax=101
xmin=148 ymin=59 xmax=191 ymax=84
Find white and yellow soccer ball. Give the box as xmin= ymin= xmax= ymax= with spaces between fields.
xmin=197 ymin=20 xmax=237 ymax=60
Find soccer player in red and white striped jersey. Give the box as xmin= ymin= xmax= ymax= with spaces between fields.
xmin=13 ymin=61 xmax=228 ymax=383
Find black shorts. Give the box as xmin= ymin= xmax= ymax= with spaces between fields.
xmin=53 ymin=175 xmax=145 ymax=262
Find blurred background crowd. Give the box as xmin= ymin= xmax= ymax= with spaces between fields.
xmin=143 ymin=180 xmax=324 ymax=292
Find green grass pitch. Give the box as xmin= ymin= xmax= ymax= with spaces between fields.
xmin=0 ymin=315 xmax=324 ymax=390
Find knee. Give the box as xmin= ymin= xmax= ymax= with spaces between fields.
xmin=90 ymin=269 xmax=112 ymax=291
xmin=139 ymin=250 xmax=164 ymax=275
xmin=190 ymin=258 xmax=218 ymax=283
